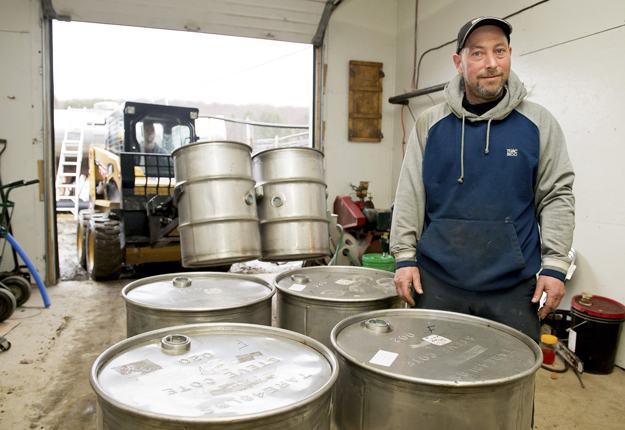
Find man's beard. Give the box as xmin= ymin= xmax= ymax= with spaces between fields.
xmin=469 ymin=72 xmax=505 ymax=100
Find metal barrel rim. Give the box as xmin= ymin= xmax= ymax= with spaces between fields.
xmin=177 ymin=176 xmax=255 ymax=184
xmin=178 ymin=217 xmax=260 ymax=228
xmin=251 ymin=146 xmax=325 ymax=160
xmin=330 ymin=308 xmax=542 ymax=388
xmin=171 ymin=140 xmax=251 ymax=158
xmin=259 ymin=216 xmax=329 ymax=225
xmin=274 ymin=266 xmax=396 ymax=303
xmin=254 ymin=178 xmax=327 ymax=187
xmin=90 ymin=323 xmax=339 ymax=425
xmin=121 ymin=272 xmax=276 ymax=312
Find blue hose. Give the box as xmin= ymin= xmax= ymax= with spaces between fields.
xmin=4 ymin=232 xmax=50 ymax=307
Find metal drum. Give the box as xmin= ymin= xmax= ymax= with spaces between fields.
xmin=122 ymin=273 xmax=275 ymax=337
xmin=173 ymin=141 xmax=261 ymax=267
xmin=274 ymin=267 xmax=402 ymax=349
xmin=331 ymin=309 xmax=542 ymax=430
xmin=90 ymin=323 xmax=338 ymax=430
xmin=252 ymin=147 xmax=330 ymax=261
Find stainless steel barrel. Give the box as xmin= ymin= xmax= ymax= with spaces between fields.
xmin=173 ymin=141 xmax=261 ymax=267
xmin=252 ymin=147 xmax=330 ymax=261
xmin=122 ymin=273 xmax=275 ymax=337
xmin=274 ymin=267 xmax=401 ymax=349
xmin=331 ymin=309 xmax=542 ymax=430
xmin=90 ymin=323 xmax=338 ymax=430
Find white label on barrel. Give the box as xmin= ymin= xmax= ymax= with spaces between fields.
xmin=289 ymin=284 xmax=307 ymax=292
xmin=423 ymin=335 xmax=452 ymax=346
xmin=369 ymin=350 xmax=398 ymax=367
xmin=568 ymin=329 xmax=577 ymax=352
xmin=335 ymin=279 xmax=354 ymax=285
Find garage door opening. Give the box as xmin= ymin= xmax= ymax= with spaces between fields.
xmin=52 ymin=21 xmax=314 ymax=281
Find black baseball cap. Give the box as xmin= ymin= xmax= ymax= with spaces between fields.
xmin=456 ymin=17 xmax=512 ymax=54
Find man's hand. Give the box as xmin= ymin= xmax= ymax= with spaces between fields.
xmin=394 ymin=266 xmax=422 ymax=307
xmin=532 ymin=275 xmax=566 ymax=319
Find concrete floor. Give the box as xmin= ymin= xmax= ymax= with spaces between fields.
xmin=0 ymin=217 xmax=624 ymax=429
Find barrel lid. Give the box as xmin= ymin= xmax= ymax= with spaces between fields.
xmin=122 ymin=273 xmax=275 ymax=311
xmin=274 ymin=267 xmax=396 ymax=302
xmin=331 ymin=309 xmax=541 ymax=387
xmin=252 ymin=146 xmax=324 ymax=160
xmin=90 ymin=323 xmax=337 ymax=421
xmin=172 ymin=140 xmax=250 ymax=157
xmin=571 ymin=293 xmax=625 ymax=319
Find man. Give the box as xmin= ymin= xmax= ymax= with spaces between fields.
xmin=139 ymin=120 xmax=171 ymax=176
xmin=141 ymin=121 xmax=168 ymax=154
xmin=390 ymin=17 xmax=575 ymax=343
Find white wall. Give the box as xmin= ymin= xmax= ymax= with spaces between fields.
xmin=322 ymin=0 xmax=397 ymax=209
xmin=391 ymin=0 xmax=625 ymax=366
xmin=0 ymin=0 xmax=46 ymax=277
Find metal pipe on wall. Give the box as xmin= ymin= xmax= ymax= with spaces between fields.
xmin=388 ymin=83 xmax=446 ymax=105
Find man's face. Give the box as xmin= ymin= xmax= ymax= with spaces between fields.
xmin=143 ymin=123 xmax=156 ymax=149
xmin=453 ymin=25 xmax=512 ymax=104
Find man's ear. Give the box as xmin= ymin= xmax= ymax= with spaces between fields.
xmin=452 ymin=53 xmax=463 ymax=75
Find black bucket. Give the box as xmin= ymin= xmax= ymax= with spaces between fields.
xmin=569 ymin=294 xmax=625 ymax=374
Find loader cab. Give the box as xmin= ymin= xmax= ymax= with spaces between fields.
xmin=104 ymin=101 xmax=198 ymax=183
xmin=132 ymin=113 xmax=195 ymax=154
xmin=105 ymin=101 xmax=199 ymax=155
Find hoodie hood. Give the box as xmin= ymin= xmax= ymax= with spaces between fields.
xmin=445 ymin=70 xmax=527 ymax=122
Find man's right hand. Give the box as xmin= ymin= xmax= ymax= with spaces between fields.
xmin=394 ymin=266 xmax=422 ymax=307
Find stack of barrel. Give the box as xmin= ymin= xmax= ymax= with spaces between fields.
xmin=89 ymin=141 xmax=543 ymax=430
xmin=172 ymin=141 xmax=330 ymax=267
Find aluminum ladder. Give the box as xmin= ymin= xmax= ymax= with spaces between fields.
xmin=55 ymin=106 xmax=86 ymax=218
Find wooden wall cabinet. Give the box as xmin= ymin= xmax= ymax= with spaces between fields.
xmin=348 ymin=60 xmax=384 ymax=142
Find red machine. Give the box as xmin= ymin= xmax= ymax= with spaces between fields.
xmin=333 ymin=196 xmax=365 ymax=228
xmin=333 ymin=182 xmax=392 ymax=261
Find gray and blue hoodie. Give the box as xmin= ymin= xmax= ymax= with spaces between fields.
xmin=390 ymin=70 xmax=575 ymax=290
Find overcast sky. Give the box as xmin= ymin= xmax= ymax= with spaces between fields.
xmin=53 ymin=21 xmax=313 ymax=107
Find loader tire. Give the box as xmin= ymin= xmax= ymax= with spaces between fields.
xmin=86 ymin=215 xmax=123 ymax=280
xmin=77 ymin=209 xmax=96 ymax=269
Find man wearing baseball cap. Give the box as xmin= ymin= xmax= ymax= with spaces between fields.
xmin=391 ymin=17 xmax=575 ymax=343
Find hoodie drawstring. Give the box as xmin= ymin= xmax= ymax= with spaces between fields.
xmin=458 ymin=113 xmax=465 ymax=184
xmin=458 ymin=116 xmax=493 ymax=184
xmin=485 ymin=118 xmax=492 ymax=154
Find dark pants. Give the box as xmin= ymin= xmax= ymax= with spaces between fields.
xmin=412 ymin=266 xmax=539 ymax=428
xmin=411 ymin=266 xmax=541 ymax=344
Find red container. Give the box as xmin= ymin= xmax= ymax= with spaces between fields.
xmin=540 ymin=334 xmax=558 ymax=365
xmin=569 ymin=293 xmax=625 ymax=374
xmin=541 ymin=348 xmax=556 ymax=365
